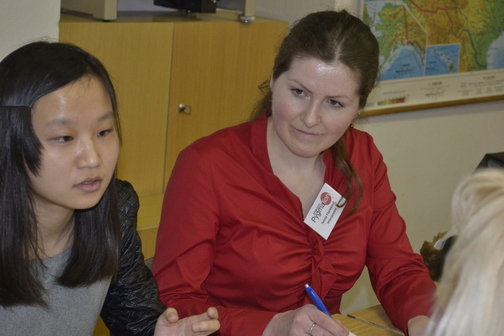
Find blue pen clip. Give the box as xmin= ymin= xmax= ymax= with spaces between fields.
xmin=305 ymin=284 xmax=331 ymax=316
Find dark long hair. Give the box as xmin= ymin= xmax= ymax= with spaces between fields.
xmin=252 ymin=10 xmax=380 ymax=210
xmin=0 ymin=41 xmax=122 ymax=307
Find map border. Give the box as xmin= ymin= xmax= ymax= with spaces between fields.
xmin=359 ymin=0 xmax=504 ymax=117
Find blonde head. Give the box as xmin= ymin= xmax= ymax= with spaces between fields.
xmin=429 ymin=168 xmax=504 ymax=336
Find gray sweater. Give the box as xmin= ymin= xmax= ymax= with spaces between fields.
xmin=0 ymin=249 xmax=111 ymax=336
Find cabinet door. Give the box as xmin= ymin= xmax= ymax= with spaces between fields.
xmin=60 ymin=18 xmax=174 ymax=196
xmin=164 ymin=18 xmax=288 ymax=183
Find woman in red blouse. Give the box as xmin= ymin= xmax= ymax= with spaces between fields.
xmin=153 ymin=10 xmax=435 ymax=336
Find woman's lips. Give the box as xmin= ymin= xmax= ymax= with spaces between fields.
xmin=294 ymin=127 xmax=320 ymax=137
xmin=74 ymin=179 xmax=102 ymax=193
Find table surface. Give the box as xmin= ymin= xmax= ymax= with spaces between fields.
xmin=341 ymin=304 xmax=404 ymax=336
xmin=333 ymin=314 xmax=397 ymax=336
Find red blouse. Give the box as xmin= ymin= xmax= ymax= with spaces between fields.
xmin=152 ymin=114 xmax=435 ymax=335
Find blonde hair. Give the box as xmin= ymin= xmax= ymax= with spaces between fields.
xmin=428 ymin=168 xmax=504 ymax=336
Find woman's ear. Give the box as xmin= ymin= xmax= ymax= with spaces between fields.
xmin=269 ymin=75 xmax=275 ymax=92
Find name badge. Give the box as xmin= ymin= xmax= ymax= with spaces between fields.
xmin=303 ymin=183 xmax=345 ymax=240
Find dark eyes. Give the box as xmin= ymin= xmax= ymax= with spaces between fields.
xmin=53 ymin=136 xmax=73 ymax=143
xmin=52 ymin=129 xmax=113 ymax=143
xmin=98 ymin=129 xmax=113 ymax=137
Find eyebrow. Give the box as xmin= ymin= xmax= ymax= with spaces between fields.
xmin=46 ymin=111 xmax=115 ymax=128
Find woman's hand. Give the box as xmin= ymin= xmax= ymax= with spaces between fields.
xmin=407 ymin=315 xmax=431 ymax=336
xmin=262 ymin=304 xmax=349 ymax=336
xmin=154 ymin=307 xmax=220 ymax=336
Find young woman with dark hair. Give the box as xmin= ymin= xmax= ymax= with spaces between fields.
xmin=0 ymin=41 xmax=219 ymax=336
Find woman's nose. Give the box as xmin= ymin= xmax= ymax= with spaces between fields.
xmin=301 ymin=103 xmax=322 ymax=127
xmin=75 ymin=139 xmax=101 ymax=169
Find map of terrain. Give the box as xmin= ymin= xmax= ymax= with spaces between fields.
xmin=362 ymin=0 xmax=504 ymax=81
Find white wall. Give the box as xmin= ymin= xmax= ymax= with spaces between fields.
xmin=0 ymin=0 xmax=60 ymax=60
xmin=256 ymin=0 xmax=504 ymax=314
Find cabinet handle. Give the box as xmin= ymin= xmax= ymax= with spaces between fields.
xmin=178 ymin=104 xmax=192 ymax=115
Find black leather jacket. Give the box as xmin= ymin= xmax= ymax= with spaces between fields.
xmin=100 ymin=180 xmax=166 ymax=335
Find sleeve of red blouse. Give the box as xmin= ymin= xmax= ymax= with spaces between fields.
xmin=362 ymin=136 xmax=436 ymax=333
xmin=152 ymin=147 xmax=277 ymax=336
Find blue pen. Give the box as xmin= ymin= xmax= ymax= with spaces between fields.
xmin=305 ymin=284 xmax=331 ymax=316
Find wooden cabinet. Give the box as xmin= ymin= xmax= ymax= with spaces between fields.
xmin=59 ymin=12 xmax=288 ymax=259
xmin=165 ymin=13 xmax=288 ymax=181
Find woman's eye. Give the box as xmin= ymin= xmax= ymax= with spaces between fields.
xmin=98 ymin=129 xmax=112 ymax=137
xmin=291 ymin=88 xmax=304 ymax=96
xmin=328 ymin=99 xmax=342 ymax=108
xmin=53 ymin=136 xmax=73 ymax=143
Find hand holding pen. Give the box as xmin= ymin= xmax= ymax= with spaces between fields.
xmin=305 ymin=284 xmax=331 ymax=316
xmin=305 ymin=284 xmax=357 ymax=336
xmin=262 ymin=284 xmax=352 ymax=336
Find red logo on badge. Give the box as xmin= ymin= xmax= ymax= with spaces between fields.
xmin=320 ymin=192 xmax=331 ymax=205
